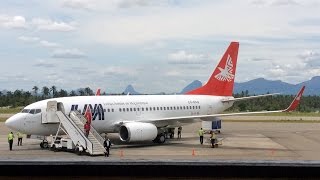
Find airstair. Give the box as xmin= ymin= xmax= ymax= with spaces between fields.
xmin=46 ymin=101 xmax=106 ymax=156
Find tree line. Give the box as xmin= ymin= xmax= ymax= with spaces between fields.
xmin=0 ymin=87 xmax=319 ymax=112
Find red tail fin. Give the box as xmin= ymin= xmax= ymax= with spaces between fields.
xmin=186 ymin=42 xmax=239 ymax=96
xmin=95 ymin=88 xmax=101 ymax=96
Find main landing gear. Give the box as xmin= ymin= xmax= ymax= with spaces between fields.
xmin=40 ymin=139 xmax=49 ymax=149
xmin=153 ymin=133 xmax=166 ymax=144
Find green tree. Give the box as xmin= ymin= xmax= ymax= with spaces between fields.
xmin=42 ymin=86 xmax=50 ymax=98
xmin=32 ymin=86 xmax=39 ymax=96
xmin=50 ymin=86 xmax=57 ymax=97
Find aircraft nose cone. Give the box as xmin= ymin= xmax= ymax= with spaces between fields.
xmin=5 ymin=115 xmax=20 ymax=131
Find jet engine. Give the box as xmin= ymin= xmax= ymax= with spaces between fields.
xmin=119 ymin=122 xmax=158 ymax=142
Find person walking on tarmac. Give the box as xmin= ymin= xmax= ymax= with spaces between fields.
xmin=103 ymin=134 xmax=111 ymax=157
xmin=17 ymin=132 xmax=23 ymax=146
xmin=84 ymin=121 xmax=90 ymax=137
xmin=8 ymin=132 xmax=14 ymax=151
xmin=198 ymin=128 xmax=204 ymax=145
xmin=210 ymin=131 xmax=217 ymax=148
xmin=177 ymin=126 xmax=182 ymax=139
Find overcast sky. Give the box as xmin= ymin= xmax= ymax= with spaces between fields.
xmin=0 ymin=0 xmax=320 ymax=93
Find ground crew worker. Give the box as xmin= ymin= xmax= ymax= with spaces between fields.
xmin=84 ymin=121 xmax=90 ymax=137
xmin=210 ymin=131 xmax=217 ymax=148
xmin=198 ymin=128 xmax=204 ymax=145
xmin=103 ymin=135 xmax=111 ymax=157
xmin=8 ymin=132 xmax=14 ymax=151
xmin=17 ymin=132 xmax=23 ymax=146
xmin=177 ymin=126 xmax=182 ymax=139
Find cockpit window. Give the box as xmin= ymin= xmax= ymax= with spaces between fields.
xmin=35 ymin=109 xmax=41 ymax=114
xmin=21 ymin=109 xmax=30 ymax=113
xmin=29 ymin=109 xmax=35 ymax=114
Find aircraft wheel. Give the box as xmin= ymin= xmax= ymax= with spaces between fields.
xmin=158 ymin=134 xmax=166 ymax=144
xmin=40 ymin=142 xmax=44 ymax=149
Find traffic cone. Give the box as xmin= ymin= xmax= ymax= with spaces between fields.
xmin=119 ymin=150 xmax=124 ymax=157
xmin=192 ymin=149 xmax=196 ymax=156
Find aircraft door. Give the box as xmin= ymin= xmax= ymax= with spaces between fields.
xmin=42 ymin=101 xmax=60 ymax=124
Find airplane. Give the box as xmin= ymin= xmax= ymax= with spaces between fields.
xmin=5 ymin=42 xmax=305 ymax=145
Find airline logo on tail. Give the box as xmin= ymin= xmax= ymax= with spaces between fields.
xmin=214 ymin=54 xmax=234 ymax=82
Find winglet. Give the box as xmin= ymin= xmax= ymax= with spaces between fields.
xmin=284 ymin=86 xmax=305 ymax=112
xmin=95 ymin=88 xmax=101 ymax=96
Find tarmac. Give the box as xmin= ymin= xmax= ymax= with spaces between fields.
xmin=2 ymin=116 xmax=320 ymax=177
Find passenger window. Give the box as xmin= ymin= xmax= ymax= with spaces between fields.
xmin=170 ymin=107 xmax=173 ymax=110
xmin=164 ymin=107 xmax=166 ymax=110
xmin=157 ymin=107 xmax=159 ymax=110
xmin=29 ymin=109 xmax=35 ymax=114
xmin=137 ymin=108 xmax=140 ymax=111
xmin=186 ymin=106 xmax=189 ymax=109
xmin=123 ymin=108 xmax=125 ymax=112
xmin=177 ymin=107 xmax=179 ymax=110
xmin=119 ymin=108 xmax=122 ymax=112
xmin=112 ymin=109 xmax=114 ymax=112
xmin=130 ymin=108 xmax=133 ymax=111
xmin=180 ymin=106 xmax=182 ymax=110
xmin=160 ymin=107 xmax=162 ymax=110
xmin=183 ymin=106 xmax=185 ymax=110
xmin=153 ymin=107 xmax=156 ymax=111
xmin=127 ymin=108 xmax=129 ymax=112
xmin=146 ymin=107 xmax=148 ymax=111
xmin=134 ymin=108 xmax=136 ymax=111
xmin=190 ymin=106 xmax=192 ymax=109
xmin=174 ymin=107 xmax=176 ymax=110
xmin=142 ymin=108 xmax=144 ymax=111
xmin=35 ymin=109 xmax=41 ymax=114
xmin=193 ymin=106 xmax=195 ymax=109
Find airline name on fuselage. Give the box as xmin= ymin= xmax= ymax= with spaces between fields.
xmin=70 ymin=104 xmax=105 ymax=121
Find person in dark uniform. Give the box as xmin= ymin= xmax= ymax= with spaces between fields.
xmin=103 ymin=135 xmax=111 ymax=157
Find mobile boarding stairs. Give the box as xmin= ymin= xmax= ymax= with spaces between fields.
xmin=42 ymin=101 xmax=106 ymax=156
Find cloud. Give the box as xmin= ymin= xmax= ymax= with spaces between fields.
xmin=271 ymin=0 xmax=299 ymax=6
xmin=298 ymin=50 xmax=320 ymax=67
xmin=251 ymin=0 xmax=299 ymax=6
xmin=61 ymin=0 xmax=96 ymax=10
xmin=0 ymin=15 xmax=27 ymax=29
xmin=40 ymin=40 xmax=60 ymax=48
xmin=34 ymin=60 xmax=57 ymax=68
xmin=249 ymin=57 xmax=272 ymax=62
xmin=116 ymin=0 xmax=169 ymax=8
xmin=18 ymin=36 xmax=40 ymax=42
xmin=168 ymin=50 xmax=209 ymax=64
xmin=32 ymin=18 xmax=76 ymax=32
xmin=52 ymin=48 xmax=86 ymax=58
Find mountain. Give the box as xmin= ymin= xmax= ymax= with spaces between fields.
xmin=180 ymin=76 xmax=320 ymax=95
xmin=180 ymin=80 xmax=202 ymax=94
xmin=123 ymin=85 xmax=140 ymax=95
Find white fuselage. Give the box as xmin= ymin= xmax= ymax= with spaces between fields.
xmin=5 ymin=95 xmax=234 ymax=136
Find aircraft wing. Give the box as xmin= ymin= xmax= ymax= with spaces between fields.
xmin=221 ymin=93 xmax=280 ymax=103
xmin=137 ymin=86 xmax=305 ymax=126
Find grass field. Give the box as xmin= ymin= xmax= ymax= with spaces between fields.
xmin=0 ymin=118 xmax=7 ymax=122
xmin=0 ymin=107 xmax=22 ymax=114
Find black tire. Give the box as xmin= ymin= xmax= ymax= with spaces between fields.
xmin=42 ymin=142 xmax=49 ymax=149
xmin=158 ymin=134 xmax=166 ymax=144
xmin=40 ymin=142 xmax=44 ymax=149
xmin=75 ymin=147 xmax=82 ymax=156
